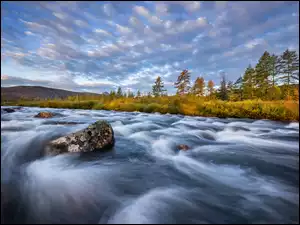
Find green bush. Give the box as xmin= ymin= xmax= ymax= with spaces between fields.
xmin=143 ymin=103 xmax=161 ymax=113
xmin=93 ymin=103 xmax=105 ymax=110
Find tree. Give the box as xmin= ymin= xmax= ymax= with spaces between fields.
xmin=242 ymin=64 xmax=255 ymax=99
xmin=191 ymin=77 xmax=205 ymax=96
xmin=127 ymin=90 xmax=134 ymax=98
xmin=277 ymin=49 xmax=299 ymax=97
xmin=136 ymin=90 xmax=141 ymax=97
xmin=117 ymin=87 xmax=123 ymax=98
xmin=147 ymin=92 xmax=152 ymax=97
xmin=255 ymin=51 xmax=272 ymax=99
xmin=227 ymin=81 xmax=233 ymax=90
xmin=219 ymin=72 xmax=228 ymax=100
xmin=174 ymin=69 xmax=191 ymax=95
xmin=269 ymin=54 xmax=280 ymax=87
xmin=227 ymin=80 xmax=234 ymax=100
xmin=207 ymin=80 xmax=215 ymax=97
xmin=152 ymin=76 xmax=166 ymax=97
xmin=231 ymin=76 xmax=243 ymax=101
xmin=109 ymin=90 xmax=116 ymax=98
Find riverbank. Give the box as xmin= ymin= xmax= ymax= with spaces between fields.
xmin=2 ymin=96 xmax=299 ymax=122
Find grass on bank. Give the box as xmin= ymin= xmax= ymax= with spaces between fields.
xmin=2 ymin=95 xmax=299 ymax=122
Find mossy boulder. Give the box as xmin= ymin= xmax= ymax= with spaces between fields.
xmin=45 ymin=120 xmax=115 ymax=156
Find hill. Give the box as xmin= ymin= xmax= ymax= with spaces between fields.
xmin=1 ymin=86 xmax=104 ymax=102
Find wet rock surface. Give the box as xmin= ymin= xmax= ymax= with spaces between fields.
xmin=2 ymin=107 xmax=22 ymax=113
xmin=177 ymin=144 xmax=190 ymax=151
xmin=34 ymin=112 xmax=55 ymax=118
xmin=45 ymin=120 xmax=115 ymax=156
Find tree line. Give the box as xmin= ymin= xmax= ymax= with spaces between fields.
xmin=104 ymin=49 xmax=299 ymax=101
xmin=149 ymin=49 xmax=299 ymax=101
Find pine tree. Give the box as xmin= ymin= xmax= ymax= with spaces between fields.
xmin=219 ymin=72 xmax=228 ymax=100
xmin=277 ymin=49 xmax=299 ymax=97
xmin=255 ymin=51 xmax=272 ymax=99
xmin=269 ymin=54 xmax=281 ymax=87
xmin=191 ymin=77 xmax=205 ymax=96
xmin=226 ymin=80 xmax=234 ymax=100
xmin=242 ymin=65 xmax=255 ymax=99
xmin=232 ymin=76 xmax=243 ymax=101
xmin=109 ymin=90 xmax=116 ymax=98
xmin=174 ymin=69 xmax=191 ymax=95
xmin=127 ymin=90 xmax=134 ymax=98
xmin=228 ymin=77 xmax=242 ymax=101
xmin=152 ymin=76 xmax=166 ymax=97
xmin=147 ymin=92 xmax=152 ymax=97
xmin=136 ymin=90 xmax=141 ymax=97
xmin=117 ymin=87 xmax=123 ymax=98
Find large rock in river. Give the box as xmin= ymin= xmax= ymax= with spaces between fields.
xmin=45 ymin=120 xmax=115 ymax=156
xmin=34 ymin=112 xmax=55 ymax=118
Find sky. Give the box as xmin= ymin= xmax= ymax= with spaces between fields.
xmin=1 ymin=1 xmax=299 ymax=94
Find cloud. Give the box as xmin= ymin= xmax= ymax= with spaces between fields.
xmin=103 ymin=3 xmax=116 ymax=17
xmin=245 ymin=38 xmax=266 ymax=49
xmin=94 ymin=28 xmax=112 ymax=36
xmin=1 ymin=1 xmax=299 ymax=94
xmin=1 ymin=75 xmax=51 ymax=87
xmin=183 ymin=1 xmax=201 ymax=12
xmin=134 ymin=5 xmax=151 ymax=18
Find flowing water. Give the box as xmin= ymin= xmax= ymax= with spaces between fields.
xmin=1 ymin=106 xmax=299 ymax=224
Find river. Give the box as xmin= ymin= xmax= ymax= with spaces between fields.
xmin=1 ymin=106 xmax=299 ymax=224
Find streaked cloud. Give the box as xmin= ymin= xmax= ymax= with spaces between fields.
xmin=1 ymin=1 xmax=299 ymax=94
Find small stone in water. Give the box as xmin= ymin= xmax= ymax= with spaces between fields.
xmin=177 ymin=144 xmax=190 ymax=151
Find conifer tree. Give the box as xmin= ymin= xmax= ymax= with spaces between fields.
xmin=277 ymin=49 xmax=299 ymax=97
xmin=255 ymin=51 xmax=272 ymax=99
xmin=116 ymin=87 xmax=123 ymax=98
xmin=152 ymin=76 xmax=166 ymax=97
xmin=242 ymin=65 xmax=255 ymax=99
xmin=174 ymin=69 xmax=191 ymax=95
xmin=219 ymin=72 xmax=228 ymax=100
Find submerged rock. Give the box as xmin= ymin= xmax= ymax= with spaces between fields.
xmin=2 ymin=107 xmax=23 ymax=113
xmin=3 ymin=108 xmax=15 ymax=113
xmin=2 ymin=107 xmax=20 ymax=113
xmin=34 ymin=112 xmax=65 ymax=118
xmin=177 ymin=144 xmax=190 ymax=151
xmin=45 ymin=120 xmax=115 ymax=156
xmin=34 ymin=112 xmax=55 ymax=118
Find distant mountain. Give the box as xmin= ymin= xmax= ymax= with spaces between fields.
xmin=1 ymin=86 xmax=102 ymax=102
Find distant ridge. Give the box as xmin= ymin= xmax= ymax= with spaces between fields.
xmin=1 ymin=85 xmax=104 ymax=102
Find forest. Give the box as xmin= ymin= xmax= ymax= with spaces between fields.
xmin=2 ymin=49 xmax=299 ymax=121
